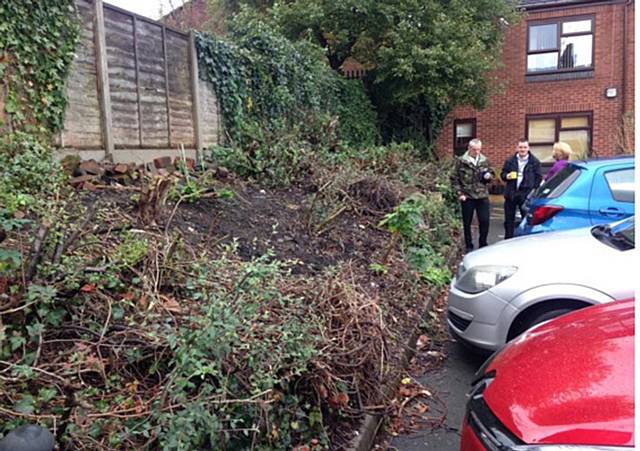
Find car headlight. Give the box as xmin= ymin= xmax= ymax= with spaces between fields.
xmin=455 ymin=265 xmax=517 ymax=294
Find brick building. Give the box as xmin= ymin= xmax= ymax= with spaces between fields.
xmin=436 ymin=0 xmax=635 ymax=167
xmin=162 ymin=0 xmax=211 ymax=32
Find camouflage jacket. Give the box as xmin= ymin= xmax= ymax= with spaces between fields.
xmin=451 ymin=151 xmax=494 ymax=200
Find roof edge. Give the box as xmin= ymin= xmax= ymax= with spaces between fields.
xmin=521 ymin=0 xmax=626 ymax=11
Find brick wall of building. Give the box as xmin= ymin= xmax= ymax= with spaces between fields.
xmin=435 ymin=1 xmax=635 ymax=166
xmin=163 ymin=0 xmax=210 ymax=32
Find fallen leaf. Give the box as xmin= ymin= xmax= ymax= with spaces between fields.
xmin=161 ymin=296 xmax=182 ymax=314
xmin=139 ymin=294 xmax=149 ymax=310
xmin=398 ymin=386 xmax=415 ymax=397
xmin=329 ymin=392 xmax=349 ymax=408
xmin=80 ymin=283 xmax=96 ymax=293
xmin=318 ymin=384 xmax=328 ymax=399
xmin=416 ymin=334 xmax=429 ymax=349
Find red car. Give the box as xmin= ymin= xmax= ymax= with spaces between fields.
xmin=461 ymin=299 xmax=634 ymax=450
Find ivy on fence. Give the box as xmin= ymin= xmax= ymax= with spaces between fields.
xmin=195 ymin=15 xmax=379 ymax=152
xmin=0 ymin=0 xmax=80 ymax=134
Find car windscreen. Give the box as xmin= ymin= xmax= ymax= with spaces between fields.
xmin=534 ymin=165 xmax=582 ymax=199
xmin=591 ymin=217 xmax=635 ymax=251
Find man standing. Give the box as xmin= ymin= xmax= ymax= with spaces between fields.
xmin=451 ymin=139 xmax=494 ymax=252
xmin=500 ymin=139 xmax=542 ymax=238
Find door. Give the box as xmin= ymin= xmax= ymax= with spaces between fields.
xmin=589 ymin=165 xmax=635 ymax=224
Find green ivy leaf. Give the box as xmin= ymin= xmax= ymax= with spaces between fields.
xmin=9 ymin=333 xmax=25 ymax=351
xmin=15 ymin=394 xmax=35 ymax=415
xmin=38 ymin=387 xmax=58 ymax=404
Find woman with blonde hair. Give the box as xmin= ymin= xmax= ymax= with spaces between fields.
xmin=544 ymin=141 xmax=572 ymax=182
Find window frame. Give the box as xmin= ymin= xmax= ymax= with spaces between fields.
xmin=525 ymin=111 xmax=593 ymax=161
xmin=526 ymin=15 xmax=595 ymax=75
xmin=453 ymin=118 xmax=476 ymax=156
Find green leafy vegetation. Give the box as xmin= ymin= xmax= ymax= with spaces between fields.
xmin=0 ymin=1 xmax=80 ymax=133
xmin=196 ymin=14 xmax=379 ymax=183
xmin=272 ymin=0 xmax=520 ymax=147
xmin=193 ymin=0 xmax=518 ymax=152
xmin=0 ymin=0 xmax=79 ymax=273
xmin=380 ymin=192 xmax=456 ymax=287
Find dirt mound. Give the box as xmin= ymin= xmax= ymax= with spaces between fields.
xmin=348 ymin=176 xmax=400 ymax=214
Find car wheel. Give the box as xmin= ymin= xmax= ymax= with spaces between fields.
xmin=523 ymin=308 xmax=574 ymax=331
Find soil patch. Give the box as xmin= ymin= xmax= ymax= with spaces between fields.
xmin=176 ymin=183 xmax=391 ymax=274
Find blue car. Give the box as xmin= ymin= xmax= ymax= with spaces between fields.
xmin=516 ymin=156 xmax=635 ymax=236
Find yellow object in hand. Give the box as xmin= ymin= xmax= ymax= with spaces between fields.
xmin=508 ymin=171 xmax=517 ymax=180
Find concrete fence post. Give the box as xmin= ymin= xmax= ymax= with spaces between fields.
xmin=189 ymin=31 xmax=203 ymax=164
xmin=93 ymin=0 xmax=114 ymax=160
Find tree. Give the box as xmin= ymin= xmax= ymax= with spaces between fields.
xmin=272 ymin=0 xmax=520 ymax=147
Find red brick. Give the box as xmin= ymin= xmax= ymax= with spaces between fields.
xmin=79 ymin=159 xmax=104 ymax=176
xmin=153 ymin=156 xmax=173 ymax=169
xmin=174 ymin=156 xmax=196 ymax=171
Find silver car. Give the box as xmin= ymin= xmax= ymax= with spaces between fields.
xmin=447 ymin=216 xmax=635 ymax=352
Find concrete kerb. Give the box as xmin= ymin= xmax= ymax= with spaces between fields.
xmin=349 ymin=248 xmax=462 ymax=451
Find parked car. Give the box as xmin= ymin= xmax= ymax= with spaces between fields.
xmin=516 ymin=156 xmax=634 ymax=236
xmin=447 ymin=216 xmax=634 ymax=352
xmin=461 ymin=299 xmax=634 ymax=451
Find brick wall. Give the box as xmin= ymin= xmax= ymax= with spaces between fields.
xmin=435 ymin=1 xmax=635 ymax=166
xmin=163 ymin=0 xmax=210 ymax=32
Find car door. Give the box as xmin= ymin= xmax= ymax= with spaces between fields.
xmin=589 ymin=164 xmax=635 ymax=224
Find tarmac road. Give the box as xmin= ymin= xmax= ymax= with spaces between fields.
xmin=389 ymin=196 xmax=507 ymax=451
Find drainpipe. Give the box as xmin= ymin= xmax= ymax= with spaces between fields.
xmin=621 ymin=0 xmax=630 ymax=114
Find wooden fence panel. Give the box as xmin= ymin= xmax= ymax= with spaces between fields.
xmin=166 ymin=30 xmax=195 ymax=147
xmin=60 ymin=0 xmax=102 ymax=148
xmin=104 ymin=6 xmax=139 ymax=147
xmin=59 ymin=0 xmax=220 ymax=160
xmin=136 ymin=20 xmax=170 ymax=147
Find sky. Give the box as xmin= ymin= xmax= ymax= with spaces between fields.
xmin=104 ymin=0 xmax=185 ymax=20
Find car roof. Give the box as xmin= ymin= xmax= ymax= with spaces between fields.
xmin=569 ymin=155 xmax=634 ymax=169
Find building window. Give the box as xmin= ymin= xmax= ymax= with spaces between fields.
xmin=527 ymin=17 xmax=594 ymax=73
xmin=604 ymin=169 xmax=635 ymax=203
xmin=527 ymin=113 xmax=592 ymax=162
xmin=453 ymin=119 xmax=476 ymax=155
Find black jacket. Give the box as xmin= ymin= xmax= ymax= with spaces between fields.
xmin=500 ymin=153 xmax=542 ymax=200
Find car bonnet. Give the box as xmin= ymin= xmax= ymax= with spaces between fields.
xmin=461 ymin=225 xmax=613 ymax=270
xmin=482 ymin=300 xmax=635 ymax=446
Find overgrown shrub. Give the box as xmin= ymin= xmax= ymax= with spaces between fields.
xmin=196 ymin=14 xmax=379 ymax=181
xmin=0 ymin=0 xmax=79 ymax=272
xmin=0 ymin=132 xmax=65 ymax=216
xmin=380 ymin=193 xmax=455 ymax=287
xmin=153 ymin=253 xmax=324 ymax=450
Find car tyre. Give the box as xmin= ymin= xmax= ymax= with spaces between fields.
xmin=523 ymin=307 xmax=574 ymax=332
xmin=509 ymin=305 xmax=581 ymax=341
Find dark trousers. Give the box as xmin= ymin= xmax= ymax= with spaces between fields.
xmin=503 ymin=194 xmax=527 ymax=239
xmin=461 ymin=198 xmax=490 ymax=250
